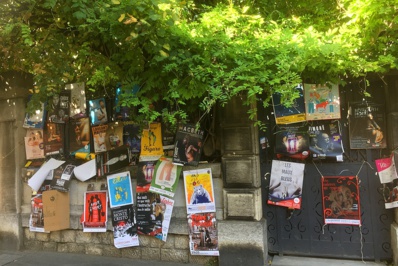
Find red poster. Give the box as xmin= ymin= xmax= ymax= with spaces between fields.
xmin=321 ymin=176 xmax=361 ymax=225
xmin=82 ymin=191 xmax=108 ymax=232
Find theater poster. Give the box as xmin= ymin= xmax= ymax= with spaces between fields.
xmin=376 ymin=155 xmax=398 ymax=209
xmin=348 ymin=102 xmax=386 ymax=149
xmin=274 ymin=123 xmax=310 ymax=160
xmin=136 ymin=189 xmax=165 ymax=239
xmin=188 ymin=212 xmax=219 ymax=256
xmin=321 ymin=176 xmax=361 ymax=225
xmin=111 ymin=204 xmax=139 ymax=248
xmin=272 ymin=84 xmax=306 ymax=124
xmin=184 ymin=168 xmax=216 ymax=214
xmin=149 ymin=157 xmax=182 ymax=198
xmin=82 ymin=191 xmax=108 ymax=232
xmin=139 ymin=122 xmax=163 ymax=161
xmin=304 ymin=83 xmax=340 ymax=121
xmin=267 ymin=160 xmax=305 ymax=209
xmin=107 ymin=171 xmax=134 ymax=208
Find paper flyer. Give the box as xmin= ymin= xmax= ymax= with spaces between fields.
xmin=184 ymin=168 xmax=216 ymax=214
xmin=267 ymin=160 xmax=305 ymax=209
xmin=50 ymin=163 xmax=76 ymax=192
xmin=136 ymin=189 xmax=165 ymax=239
xmin=82 ymin=191 xmax=108 ymax=232
xmin=188 ymin=212 xmax=219 ymax=256
xmin=123 ymin=121 xmax=141 ymax=154
xmin=43 ymin=122 xmax=65 ymax=156
xmin=74 ymin=159 xmax=96 ymax=182
xmin=69 ymin=116 xmax=90 ymax=155
xmin=375 ymin=155 xmax=398 ymax=184
xmin=23 ymin=100 xmax=46 ymax=129
xmin=304 ymin=83 xmax=341 ymax=121
xmin=28 ymin=158 xmax=65 ymax=192
xmin=272 ymin=84 xmax=306 ymax=124
xmin=139 ymin=122 xmax=163 ymax=161
xmin=29 ymin=195 xmax=47 ymax=233
xmin=322 ymin=176 xmax=361 ymax=225
xmin=107 ymin=171 xmax=134 ymax=208
xmin=274 ymin=123 xmax=310 ymax=160
xmin=65 ymin=82 xmax=87 ymax=118
xmin=25 ymin=129 xmax=45 ymax=160
xmin=96 ymin=146 xmax=131 ymax=176
xmin=112 ymin=204 xmax=139 ymax=248
xmin=172 ymin=124 xmax=204 ymax=166
xmin=136 ymin=161 xmax=156 ymax=192
xmin=149 ymin=157 xmax=182 ymax=198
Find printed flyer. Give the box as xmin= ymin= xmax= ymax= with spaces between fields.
xmin=92 ymin=124 xmax=109 ymax=153
xmin=96 ymin=146 xmax=131 ymax=176
xmin=82 ymin=191 xmax=108 ymax=232
xmin=89 ymin=98 xmax=108 ymax=125
xmin=111 ymin=204 xmax=139 ymax=248
xmin=304 ymin=83 xmax=341 ymax=121
xmin=69 ymin=117 xmax=90 ymax=155
xmin=172 ymin=124 xmax=204 ymax=166
xmin=65 ymin=82 xmax=87 ymax=118
xmin=274 ymin=123 xmax=310 ymax=160
xmin=137 ymin=160 xmax=156 ymax=190
xmin=267 ymin=160 xmax=305 ymax=209
xmin=149 ymin=157 xmax=182 ymax=198
xmin=381 ymin=179 xmax=398 ymax=209
xmin=106 ymin=122 xmax=124 ymax=150
xmin=107 ymin=171 xmax=134 ymax=208
xmin=321 ymin=176 xmax=361 ymax=225
xmin=29 ymin=180 xmax=52 ymax=233
xmin=25 ymin=129 xmax=45 ymax=160
xmin=139 ymin=122 xmax=163 ymax=161
xmin=272 ymin=84 xmax=306 ymax=124
xmin=47 ymin=91 xmax=70 ymax=123
xmin=187 ymin=212 xmax=219 ymax=256
xmin=376 ymin=154 xmax=398 ymax=209
xmin=136 ymin=190 xmax=165 ymax=239
xmin=50 ymin=163 xmax=76 ymax=192
xmin=184 ymin=168 xmax=216 ymax=214
xmin=23 ymin=100 xmax=46 ymax=129
xmin=123 ymin=121 xmax=141 ymax=154
xmin=43 ymin=123 xmax=64 ymax=156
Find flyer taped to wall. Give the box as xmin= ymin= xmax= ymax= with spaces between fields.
xmin=149 ymin=157 xmax=182 ymax=198
xmin=107 ymin=171 xmax=134 ymax=208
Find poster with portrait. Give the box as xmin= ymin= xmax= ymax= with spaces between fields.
xmin=188 ymin=212 xmax=219 ymax=256
xmin=172 ymin=124 xmax=204 ymax=166
xmin=69 ymin=116 xmax=90 ymax=155
xmin=82 ymin=191 xmax=108 ymax=232
xmin=304 ymin=83 xmax=340 ymax=121
xmin=89 ymin=98 xmax=108 ymax=126
xmin=105 ymin=122 xmax=124 ymax=150
xmin=23 ymin=99 xmax=46 ymax=129
xmin=272 ymin=84 xmax=306 ymax=124
xmin=123 ymin=121 xmax=141 ymax=155
xmin=136 ymin=189 xmax=165 ymax=239
xmin=65 ymin=82 xmax=87 ymax=118
xmin=149 ymin=157 xmax=182 ymax=198
xmin=136 ymin=161 xmax=156 ymax=191
xmin=308 ymin=120 xmax=344 ymax=161
xmin=321 ymin=176 xmax=361 ymax=225
xmin=184 ymin=168 xmax=216 ymax=214
xmin=274 ymin=123 xmax=310 ymax=160
xmin=47 ymin=91 xmax=70 ymax=123
xmin=139 ymin=122 xmax=163 ymax=161
xmin=25 ymin=129 xmax=45 ymax=160
xmin=111 ymin=204 xmax=139 ymax=248
xmin=267 ymin=160 xmax=305 ymax=209
xmin=43 ymin=122 xmax=64 ymax=156
xmin=92 ymin=124 xmax=109 ymax=153
xmin=348 ymin=102 xmax=386 ymax=149
xmin=107 ymin=171 xmax=134 ymax=208
xmin=376 ymin=155 xmax=398 ymax=209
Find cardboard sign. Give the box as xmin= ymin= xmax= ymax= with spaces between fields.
xmin=43 ymin=190 xmax=70 ymax=231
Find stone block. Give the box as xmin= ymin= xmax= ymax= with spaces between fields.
xmin=223 ymin=188 xmax=262 ymax=221
xmin=76 ymin=231 xmax=94 ymax=244
xmin=139 ymin=235 xmax=161 ymax=248
xmin=35 ymin=232 xmax=50 ymax=242
xmin=168 ymin=219 xmax=189 ymax=235
xmin=24 ymin=228 xmax=36 ymax=240
xmin=121 ymin=247 xmax=142 ymax=259
xmin=219 ymin=94 xmax=253 ymax=125
xmin=391 ymin=223 xmax=398 ymax=266
xmin=141 ymin=247 xmax=160 ymax=260
xmin=67 ymin=242 xmax=85 ymax=254
xmin=57 ymin=243 xmax=69 ymax=253
xmin=97 ymin=231 xmax=113 ymax=245
xmin=222 ymin=156 xmax=260 ymax=188
xmin=218 ymin=219 xmax=267 ymax=266
xmin=85 ymin=244 xmax=103 ymax=256
xmin=102 ymin=245 xmax=122 ymax=257
xmin=21 ymin=213 xmax=30 ymax=227
xmin=160 ymin=234 xmax=175 ymax=249
xmin=160 ymin=249 xmax=189 ymax=263
xmin=24 ymin=240 xmax=43 ymax=251
xmin=221 ymin=126 xmax=258 ymax=155
xmin=395 ymin=208 xmax=398 ymax=223
xmin=49 ymin=231 xmax=61 ymax=242
xmin=42 ymin=242 xmax=57 ymax=251
xmin=174 ymin=235 xmax=189 ymax=250
xmin=189 ymin=255 xmax=218 ymax=266
xmin=61 ymin=230 xmax=76 ymax=243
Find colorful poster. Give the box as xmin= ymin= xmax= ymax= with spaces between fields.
xmin=89 ymin=98 xmax=108 ymax=126
xmin=381 ymin=179 xmax=398 ymax=209
xmin=159 ymin=195 xmax=174 ymax=242
xmin=23 ymin=100 xmax=46 ymax=129
xmin=137 ymin=161 xmax=156 ymax=191
xmin=92 ymin=124 xmax=109 ymax=153
xmin=139 ymin=122 xmax=163 ymax=161
xmin=106 ymin=122 xmax=124 ymax=150
xmin=348 ymin=102 xmax=386 ymax=149
xmin=375 ymin=154 xmax=398 ymax=184
xmin=187 ymin=212 xmax=219 ymax=256
xmin=96 ymin=146 xmax=131 ymax=176
xmin=43 ymin=123 xmax=64 ymax=156
xmin=149 ymin=157 xmax=182 ymax=198
xmin=136 ymin=190 xmax=165 ymax=239
xmin=172 ymin=124 xmax=204 ymax=166
xmin=25 ymin=129 xmax=45 ymax=159
xmin=82 ymin=191 xmax=108 ymax=232
xmin=272 ymin=84 xmax=306 ymax=124
xmin=308 ymin=120 xmax=344 ymax=161
xmin=111 ymin=204 xmax=139 ymax=248
xmin=321 ymin=176 xmax=361 ymax=225
xmin=267 ymin=160 xmax=305 ymax=209
xmin=184 ymin=168 xmax=216 ymax=214
xmin=47 ymin=91 xmax=70 ymax=123
xmin=274 ymin=123 xmax=309 ymax=160
xmin=29 ymin=180 xmax=52 ymax=233
xmin=65 ymin=82 xmax=87 ymax=118
xmin=69 ymin=117 xmax=90 ymax=155
xmin=304 ymin=83 xmax=340 ymax=121
xmin=107 ymin=171 xmax=134 ymax=208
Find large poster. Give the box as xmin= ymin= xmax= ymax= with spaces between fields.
xmin=111 ymin=204 xmax=139 ymax=248
xmin=321 ymin=176 xmax=361 ymax=225
xmin=149 ymin=157 xmax=182 ymax=198
xmin=304 ymin=83 xmax=340 ymax=120
xmin=107 ymin=171 xmax=134 ymax=208
xmin=272 ymin=84 xmax=306 ymax=124
xmin=267 ymin=160 xmax=305 ymax=209
xmin=188 ymin=212 xmax=219 ymax=256
xmin=82 ymin=191 xmax=108 ymax=232
xmin=348 ymin=102 xmax=386 ymax=149
xmin=274 ymin=123 xmax=310 ymax=160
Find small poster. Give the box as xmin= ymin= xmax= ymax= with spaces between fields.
xmin=188 ymin=212 xmax=219 ymax=256
xmin=23 ymin=100 xmax=46 ymax=129
xmin=381 ymin=180 xmax=398 ymax=209
xmin=25 ymin=129 xmax=45 ymax=159
xmin=304 ymin=83 xmax=340 ymax=121
xmin=43 ymin=123 xmax=64 ymax=156
xmin=375 ymin=155 xmax=398 ymax=184
xmin=96 ymin=146 xmax=131 ymax=176
xmin=274 ymin=123 xmax=310 ymax=160
xmin=47 ymin=91 xmax=70 ymax=123
xmin=89 ymin=98 xmax=108 ymax=125
xmin=136 ymin=190 xmax=165 ymax=239
xmin=149 ymin=157 xmax=182 ymax=198
xmin=267 ymin=160 xmax=305 ymax=209
xmin=29 ymin=180 xmax=52 ymax=233
xmin=50 ymin=163 xmax=76 ymax=192
xmin=112 ymin=204 xmax=139 ymax=248
xmin=159 ymin=195 xmax=174 ymax=242
xmin=137 ymin=161 xmax=156 ymax=190
xmin=82 ymin=191 xmax=108 ymax=232
xmin=139 ymin=122 xmax=163 ymax=161
xmin=349 ymin=102 xmax=386 ymax=149
xmin=107 ymin=171 xmax=134 ymax=208
xmin=172 ymin=124 xmax=204 ymax=166
xmin=65 ymin=82 xmax=87 ymax=118
xmin=106 ymin=122 xmax=124 ymax=150
xmin=92 ymin=124 xmax=109 ymax=153
xmin=272 ymin=84 xmax=306 ymax=124
xmin=321 ymin=176 xmax=361 ymax=225
xmin=184 ymin=168 xmax=216 ymax=214
xmin=308 ymin=120 xmax=344 ymax=161
xmin=69 ymin=117 xmax=90 ymax=155
xmin=123 ymin=122 xmax=141 ymax=154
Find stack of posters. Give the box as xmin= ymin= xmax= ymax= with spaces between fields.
xmin=267 ymin=160 xmax=305 ymax=209
xmin=184 ymin=168 xmax=219 ymax=256
xmin=82 ymin=191 xmax=108 ymax=232
xmin=376 ymin=154 xmax=398 ymax=209
xmin=139 ymin=122 xmax=163 ymax=161
xmin=303 ymin=83 xmax=341 ymax=121
xmin=272 ymin=84 xmax=306 ymax=124
xmin=173 ymin=124 xmax=204 ymax=166
xmin=274 ymin=123 xmax=310 ymax=160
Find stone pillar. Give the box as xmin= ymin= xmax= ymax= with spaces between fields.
xmin=218 ymin=95 xmax=267 ymax=266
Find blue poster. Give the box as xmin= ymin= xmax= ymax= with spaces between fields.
xmin=107 ymin=171 xmax=134 ymax=208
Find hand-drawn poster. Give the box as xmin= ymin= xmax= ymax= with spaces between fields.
xmin=272 ymin=84 xmax=306 ymax=124
xmin=23 ymin=100 xmax=46 ymax=129
xmin=69 ymin=117 xmax=90 ymax=155
xmin=304 ymin=83 xmax=340 ymax=121
xmin=321 ymin=176 xmax=361 ymax=225
xmin=136 ymin=190 xmax=165 ymax=239
xmin=106 ymin=122 xmax=124 ymax=150
xmin=65 ymin=82 xmax=87 ymax=118
xmin=25 ymin=129 xmax=45 ymax=160
xmin=92 ymin=124 xmax=109 ymax=153
xmin=43 ymin=122 xmax=64 ymax=156
xmin=111 ymin=204 xmax=139 ymax=248
xmin=107 ymin=171 xmax=134 ymax=208
xmin=187 ymin=212 xmax=219 ymax=256
xmin=267 ymin=160 xmax=305 ymax=209
xmin=149 ymin=157 xmax=182 ymax=198
xmin=348 ymin=102 xmax=386 ymax=149
xmin=89 ymin=98 xmax=108 ymax=126
xmin=184 ymin=168 xmax=216 ymax=214
xmin=82 ymin=191 xmax=108 ymax=232
xmin=172 ymin=124 xmax=204 ymax=166
xmin=139 ymin=122 xmax=163 ymax=161
xmin=308 ymin=120 xmax=344 ymax=161
xmin=274 ymin=123 xmax=310 ymax=160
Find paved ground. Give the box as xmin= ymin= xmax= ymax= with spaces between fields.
xmin=269 ymin=255 xmax=390 ymax=266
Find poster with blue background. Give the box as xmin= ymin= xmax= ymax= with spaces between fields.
xmin=107 ymin=171 xmax=134 ymax=208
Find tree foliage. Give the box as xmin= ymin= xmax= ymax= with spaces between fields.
xmin=0 ymin=0 xmax=397 ymax=124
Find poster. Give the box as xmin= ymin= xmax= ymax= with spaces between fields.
xmin=272 ymin=84 xmax=306 ymax=124
xmin=50 ymin=163 xmax=76 ymax=192
xmin=23 ymin=101 xmax=46 ymax=129
xmin=304 ymin=83 xmax=340 ymax=121
xmin=29 ymin=195 xmax=46 ymax=232
xmin=47 ymin=91 xmax=70 ymax=123
xmin=82 ymin=191 xmax=108 ymax=232
xmin=25 ymin=129 xmax=45 ymax=160
xmin=348 ymin=102 xmax=386 ymax=149
xmin=267 ymin=160 xmax=305 ymax=209
xmin=149 ymin=157 xmax=182 ymax=198
xmin=274 ymin=123 xmax=310 ymax=160
xmin=107 ymin=171 xmax=134 ymax=208
xmin=65 ymin=82 xmax=87 ymax=118
xmin=92 ymin=124 xmax=109 ymax=153
xmin=308 ymin=120 xmax=344 ymax=161
xmin=123 ymin=121 xmax=141 ymax=154
xmin=139 ymin=122 xmax=163 ymax=161
xmin=96 ymin=146 xmax=131 ymax=177
xmin=159 ymin=195 xmax=174 ymax=242
xmin=376 ymin=155 xmax=398 ymax=209
xmin=69 ymin=117 xmax=90 ymax=155
xmin=321 ymin=176 xmax=361 ymax=225
xmin=172 ymin=124 xmax=204 ymax=166
xmin=106 ymin=122 xmax=124 ymax=150
xmin=136 ymin=190 xmax=165 ymax=239
xmin=136 ymin=161 xmax=156 ymax=191
xmin=188 ymin=212 xmax=219 ymax=256
xmin=184 ymin=168 xmax=216 ymax=214
xmin=112 ymin=204 xmax=139 ymax=248
xmin=89 ymin=98 xmax=108 ymax=125
xmin=43 ymin=123 xmax=64 ymax=156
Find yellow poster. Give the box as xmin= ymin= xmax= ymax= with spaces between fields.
xmin=140 ymin=122 xmax=163 ymax=161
